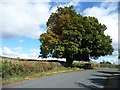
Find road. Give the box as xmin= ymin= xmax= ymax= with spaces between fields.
xmin=3 ymin=68 xmax=119 ymax=89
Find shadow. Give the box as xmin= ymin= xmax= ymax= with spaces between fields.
xmin=74 ymin=82 xmax=101 ymax=90
xmin=89 ymin=78 xmax=106 ymax=86
xmin=97 ymin=70 xmax=120 ymax=75
xmin=74 ymin=69 xmax=120 ymax=89
xmin=72 ymin=63 xmax=94 ymax=69
xmin=91 ymin=74 xmax=111 ymax=78
xmin=97 ymin=69 xmax=120 ymax=89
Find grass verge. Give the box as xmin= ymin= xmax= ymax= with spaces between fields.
xmin=2 ymin=67 xmax=83 ymax=85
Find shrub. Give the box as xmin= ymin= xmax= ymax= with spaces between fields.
xmin=72 ymin=62 xmax=93 ymax=69
xmin=2 ymin=60 xmax=63 ymax=78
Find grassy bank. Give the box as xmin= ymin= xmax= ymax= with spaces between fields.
xmin=2 ymin=60 xmax=63 ymax=78
xmin=1 ymin=56 xmax=119 ymax=85
xmin=2 ymin=67 xmax=81 ymax=85
xmin=1 ymin=57 xmax=82 ymax=85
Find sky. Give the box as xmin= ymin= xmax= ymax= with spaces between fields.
xmin=0 ymin=0 xmax=119 ymax=64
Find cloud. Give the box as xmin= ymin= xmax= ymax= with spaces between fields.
xmin=83 ymin=2 xmax=118 ymax=51
xmin=49 ymin=1 xmax=79 ymax=13
xmin=98 ymin=56 xmax=118 ymax=64
xmin=1 ymin=46 xmax=40 ymax=59
xmin=29 ymin=49 xmax=40 ymax=58
xmin=1 ymin=46 xmax=66 ymax=60
xmin=82 ymin=2 xmax=119 ymax=64
xmin=0 ymin=1 xmax=50 ymax=39
xmin=112 ymin=50 xmax=118 ymax=56
xmin=0 ymin=0 xmax=81 ymax=39
xmin=2 ymin=47 xmax=14 ymax=56
xmin=0 ymin=0 xmax=51 ymax=3
xmin=2 ymin=46 xmax=23 ymax=56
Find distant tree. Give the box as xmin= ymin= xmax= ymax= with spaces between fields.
xmin=100 ymin=61 xmax=111 ymax=64
xmin=105 ymin=61 xmax=112 ymax=64
xmin=39 ymin=6 xmax=114 ymax=66
xmin=100 ymin=60 xmax=105 ymax=64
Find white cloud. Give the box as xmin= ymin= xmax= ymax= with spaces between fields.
xmin=83 ymin=2 xmax=118 ymax=50
xmin=2 ymin=46 xmax=23 ymax=57
xmin=91 ymin=53 xmax=119 ymax=64
xmin=1 ymin=1 xmax=119 ymax=63
xmin=29 ymin=49 xmax=39 ymax=58
xmin=50 ymin=1 xmax=79 ymax=13
xmin=2 ymin=47 xmax=14 ymax=56
xmin=98 ymin=56 xmax=118 ymax=64
xmin=0 ymin=1 xmax=50 ymax=39
xmin=112 ymin=50 xmax=118 ymax=56
xmin=0 ymin=0 xmax=51 ymax=3
xmin=1 ymin=46 xmax=40 ymax=59
xmin=0 ymin=0 xmax=81 ymax=39
xmin=83 ymin=2 xmax=118 ymax=64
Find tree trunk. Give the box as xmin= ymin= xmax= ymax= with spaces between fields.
xmin=81 ymin=54 xmax=90 ymax=61
xmin=66 ymin=57 xmax=73 ymax=67
xmin=82 ymin=54 xmax=91 ymax=69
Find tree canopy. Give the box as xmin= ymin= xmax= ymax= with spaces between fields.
xmin=39 ymin=6 xmax=114 ymax=66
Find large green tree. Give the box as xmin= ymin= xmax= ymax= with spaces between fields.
xmin=39 ymin=6 xmax=113 ymax=66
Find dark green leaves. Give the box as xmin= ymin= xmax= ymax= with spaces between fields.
xmin=39 ymin=5 xmax=113 ymax=64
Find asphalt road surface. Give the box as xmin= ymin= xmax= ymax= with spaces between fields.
xmin=3 ymin=68 xmax=119 ymax=89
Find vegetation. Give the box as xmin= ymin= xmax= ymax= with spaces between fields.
xmin=100 ymin=60 xmax=112 ymax=64
xmin=39 ymin=6 xmax=113 ymax=66
xmin=1 ymin=56 xmax=119 ymax=85
xmin=72 ymin=62 xmax=93 ymax=69
xmin=1 ymin=57 xmax=81 ymax=85
xmin=2 ymin=59 xmax=63 ymax=79
xmin=99 ymin=61 xmax=116 ymax=68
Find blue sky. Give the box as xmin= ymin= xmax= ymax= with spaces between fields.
xmin=0 ymin=0 xmax=119 ymax=64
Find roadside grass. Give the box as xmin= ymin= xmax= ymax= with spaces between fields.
xmin=2 ymin=67 xmax=82 ymax=85
xmin=1 ymin=56 xmax=119 ymax=85
xmin=2 ymin=57 xmax=83 ymax=85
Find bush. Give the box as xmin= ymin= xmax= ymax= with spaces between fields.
xmin=84 ymin=63 xmax=92 ymax=69
xmin=2 ymin=60 xmax=63 ymax=78
xmin=72 ymin=62 xmax=93 ymax=69
xmin=99 ymin=63 xmax=116 ymax=68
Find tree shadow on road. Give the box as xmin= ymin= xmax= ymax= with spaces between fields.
xmin=74 ymin=68 xmax=120 ymax=90
xmin=74 ymin=82 xmax=100 ymax=90
xmin=74 ymin=78 xmax=106 ymax=90
xmin=91 ymin=74 xmax=111 ymax=78
xmin=97 ymin=70 xmax=120 ymax=75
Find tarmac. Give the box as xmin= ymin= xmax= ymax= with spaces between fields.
xmin=104 ymin=68 xmax=120 ymax=89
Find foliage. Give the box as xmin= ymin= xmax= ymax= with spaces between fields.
xmin=2 ymin=59 xmax=63 ymax=78
xmin=99 ymin=63 xmax=116 ymax=68
xmin=115 ymin=64 xmax=120 ymax=68
xmin=39 ymin=6 xmax=113 ymax=66
xmin=100 ymin=60 xmax=112 ymax=64
xmin=72 ymin=62 xmax=92 ymax=69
